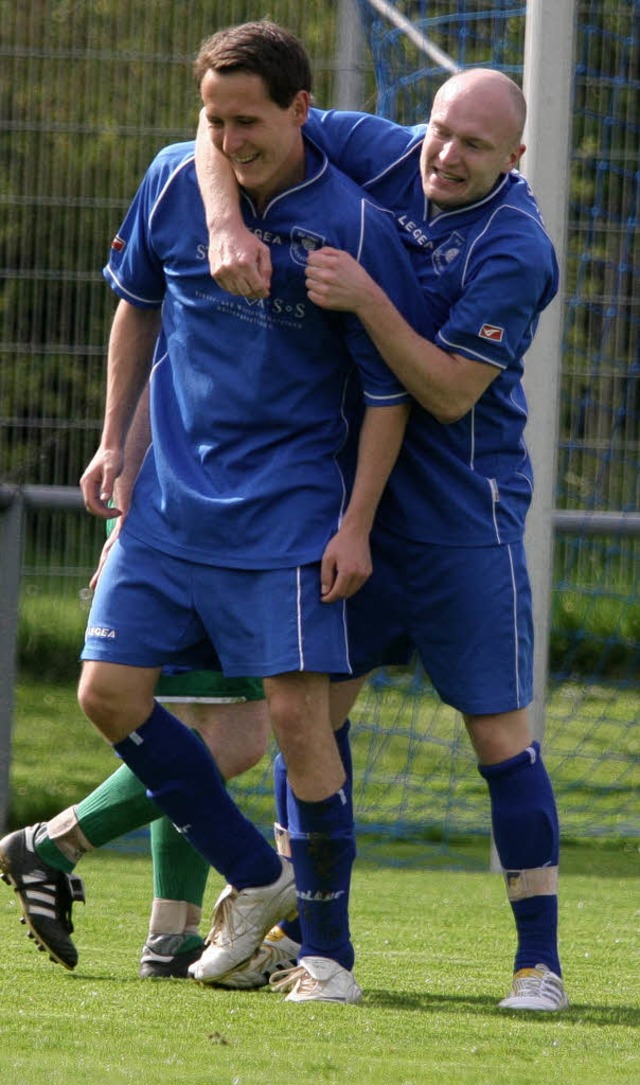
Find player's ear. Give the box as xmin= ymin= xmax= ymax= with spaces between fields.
xmin=291 ymin=90 xmax=310 ymax=127
xmin=506 ymin=141 xmax=526 ymax=172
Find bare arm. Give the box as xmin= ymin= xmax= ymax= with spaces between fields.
xmin=88 ymin=384 xmax=152 ymax=589
xmin=80 ymin=299 xmax=161 ymax=518
xmin=111 ymin=384 xmax=151 ymax=517
xmin=321 ymin=402 xmax=410 ymax=603
xmin=306 ymin=247 xmax=498 ymax=423
xmin=195 ymin=108 xmax=272 ymax=296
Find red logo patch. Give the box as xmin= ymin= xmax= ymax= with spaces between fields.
xmin=479 ymin=323 xmax=504 ymax=342
xmin=111 ymin=235 xmax=126 ymax=252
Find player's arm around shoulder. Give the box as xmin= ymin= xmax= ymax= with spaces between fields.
xmin=444 ymin=204 xmax=560 ymax=370
xmin=306 ymin=212 xmax=497 ymax=426
xmin=305 ymin=107 xmax=424 ymax=185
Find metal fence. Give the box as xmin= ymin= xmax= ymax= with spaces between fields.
xmin=1 ymin=1 xmax=638 ymax=842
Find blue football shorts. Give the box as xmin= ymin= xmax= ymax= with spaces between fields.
xmin=104 ymin=509 xmax=263 ymax=701
xmin=81 ymin=528 xmax=353 ymax=678
xmin=344 ymin=523 xmax=533 ymax=715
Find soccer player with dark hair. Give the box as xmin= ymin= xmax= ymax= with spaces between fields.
xmin=21 ymin=19 xmax=427 ymax=1005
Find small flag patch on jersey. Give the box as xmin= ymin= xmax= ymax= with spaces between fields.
xmin=111 ymin=234 xmax=126 ymax=252
xmin=479 ymin=322 xmax=504 ymax=342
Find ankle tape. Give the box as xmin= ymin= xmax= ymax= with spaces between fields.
xmin=504 ymin=866 xmax=558 ymax=901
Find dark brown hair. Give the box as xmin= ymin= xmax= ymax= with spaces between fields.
xmin=194 ymin=19 xmax=312 ymax=108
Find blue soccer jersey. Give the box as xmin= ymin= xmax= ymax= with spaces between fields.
xmin=104 ymin=138 xmax=421 ymax=568
xmin=305 ymin=109 xmax=559 ymax=545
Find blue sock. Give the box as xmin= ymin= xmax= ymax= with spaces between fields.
xmin=288 ymin=782 xmax=355 ymax=972
xmin=479 ymin=741 xmax=561 ymax=974
xmin=274 ymin=751 xmax=289 ymax=827
xmin=275 ymin=720 xmax=354 ymax=948
xmin=272 ymin=753 xmax=303 ymax=944
xmin=334 ymin=718 xmax=353 ymax=798
xmin=114 ymin=702 xmax=280 ymax=890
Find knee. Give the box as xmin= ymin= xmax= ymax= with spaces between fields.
xmin=77 ymin=667 xmax=109 ymax=726
xmin=465 ymin=709 xmax=532 ymax=765
xmin=77 ymin=665 xmax=146 ymax=741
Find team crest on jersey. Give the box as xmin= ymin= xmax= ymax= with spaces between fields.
xmin=290 ymin=226 xmax=325 ymax=266
xmin=111 ymin=234 xmax=126 ymax=253
xmin=432 ymin=231 xmax=464 ymax=275
xmin=479 ymin=322 xmax=505 ymax=342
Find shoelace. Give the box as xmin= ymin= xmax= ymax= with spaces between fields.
xmin=512 ymin=967 xmax=564 ymax=998
xmin=269 ymin=963 xmax=309 ymax=994
xmin=511 ymin=967 xmax=553 ymax=997
xmin=207 ymin=892 xmax=238 ymax=947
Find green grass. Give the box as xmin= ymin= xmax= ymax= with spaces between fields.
xmin=1 ymin=852 xmax=640 ymax=1085
xmin=4 ymin=677 xmax=640 ymax=1082
xmin=9 ymin=681 xmax=117 ymax=828
xmin=18 ymin=583 xmax=91 ymax=684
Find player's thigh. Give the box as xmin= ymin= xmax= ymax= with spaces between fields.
xmin=78 ymin=660 xmax=160 ymax=727
xmin=192 ymin=562 xmax=353 ymax=677
xmin=405 ymin=538 xmax=533 ymax=715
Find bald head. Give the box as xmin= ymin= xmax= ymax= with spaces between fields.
xmin=435 ymin=68 xmax=526 ymax=146
xmin=420 ymin=67 xmax=527 ymax=210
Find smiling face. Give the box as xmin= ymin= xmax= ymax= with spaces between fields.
xmin=201 ymin=69 xmax=309 ymax=210
xmin=420 ymin=69 xmax=526 ymax=211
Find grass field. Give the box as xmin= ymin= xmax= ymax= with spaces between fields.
xmin=1 ymin=850 xmax=640 ymax=1085
xmin=3 ymin=677 xmax=640 ymax=1082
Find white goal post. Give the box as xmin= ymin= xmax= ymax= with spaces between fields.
xmin=521 ymin=0 xmax=577 ymax=749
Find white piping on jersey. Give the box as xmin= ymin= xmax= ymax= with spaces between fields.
xmin=469 ymin=406 xmax=476 ymax=470
xmin=436 ymin=329 xmax=506 ymax=369
xmin=428 ymin=171 xmax=511 ymax=224
xmin=460 ymin=407 xmax=505 ymax=547
xmin=335 ymin=376 xmax=351 ymax=528
xmin=510 ymin=389 xmax=533 ymax=497
xmin=365 ymin=390 xmax=409 ymax=403
xmin=340 ymin=597 xmax=353 ymax=674
xmin=104 ymin=266 xmax=162 ymax=308
xmin=361 ymin=136 xmax=423 ymax=189
xmin=150 ymin=343 xmax=168 ymax=373
xmin=296 ymin=566 xmax=305 ymax=671
xmin=148 ymin=153 xmax=195 ymax=231
xmin=489 ymin=478 xmax=502 ymax=544
xmin=356 ymin=199 xmax=367 ymax=262
xmin=461 ymin=201 xmax=551 ymax=288
xmin=506 ymin=543 xmax=522 ymax=706
xmin=250 ymin=153 xmax=330 ymax=218
xmin=509 ymin=386 xmax=528 ymax=421
xmin=516 ymin=469 xmax=534 ymax=496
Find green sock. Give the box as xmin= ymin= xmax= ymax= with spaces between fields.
xmin=34 ymin=763 xmax=160 ymax=874
xmin=34 ymin=832 xmax=76 ymax=874
xmin=150 ymin=816 xmax=210 ymax=906
xmin=76 ymin=762 xmax=159 ymax=847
